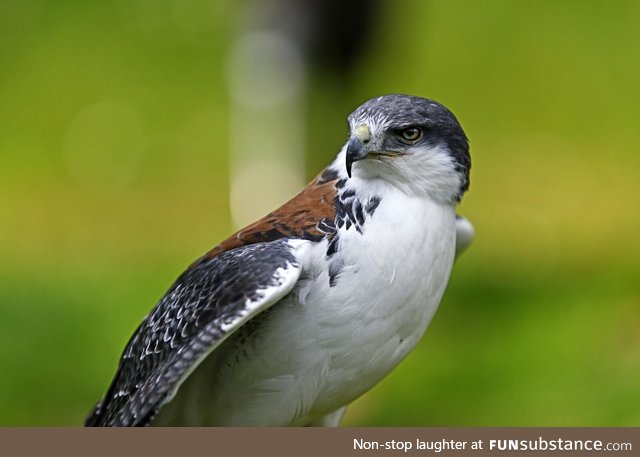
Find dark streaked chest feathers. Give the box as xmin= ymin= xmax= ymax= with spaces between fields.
xmin=199 ymin=167 xmax=382 ymax=287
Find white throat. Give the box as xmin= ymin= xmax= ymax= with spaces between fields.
xmin=333 ymin=144 xmax=463 ymax=204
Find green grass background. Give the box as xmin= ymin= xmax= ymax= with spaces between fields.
xmin=1 ymin=0 xmax=638 ymax=425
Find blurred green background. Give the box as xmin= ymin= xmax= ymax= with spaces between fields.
xmin=1 ymin=0 xmax=639 ymax=426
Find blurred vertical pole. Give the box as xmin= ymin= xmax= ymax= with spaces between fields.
xmin=226 ymin=0 xmax=381 ymax=228
xmin=226 ymin=1 xmax=306 ymax=228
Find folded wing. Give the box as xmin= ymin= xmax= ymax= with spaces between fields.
xmin=85 ymin=239 xmax=305 ymax=426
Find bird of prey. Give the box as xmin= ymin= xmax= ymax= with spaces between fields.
xmin=86 ymin=94 xmax=472 ymax=427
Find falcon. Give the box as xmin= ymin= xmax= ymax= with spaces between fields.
xmin=85 ymin=94 xmax=472 ymax=427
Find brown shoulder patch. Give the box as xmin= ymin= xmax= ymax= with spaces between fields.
xmin=202 ymin=168 xmax=339 ymax=260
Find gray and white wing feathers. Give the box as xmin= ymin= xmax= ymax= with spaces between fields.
xmin=455 ymin=215 xmax=474 ymax=258
xmin=85 ymin=239 xmax=307 ymax=427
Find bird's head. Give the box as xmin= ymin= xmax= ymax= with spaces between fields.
xmin=344 ymin=94 xmax=470 ymax=203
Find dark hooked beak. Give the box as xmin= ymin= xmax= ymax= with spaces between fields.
xmin=346 ymin=124 xmax=372 ymax=178
xmin=346 ymin=136 xmax=367 ymax=178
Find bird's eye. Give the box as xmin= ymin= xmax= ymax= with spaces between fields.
xmin=400 ymin=128 xmax=422 ymax=143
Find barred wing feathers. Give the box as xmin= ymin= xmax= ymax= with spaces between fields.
xmin=85 ymin=239 xmax=306 ymax=426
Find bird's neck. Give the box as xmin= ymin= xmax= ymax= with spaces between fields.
xmin=330 ymin=148 xmax=462 ymax=205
